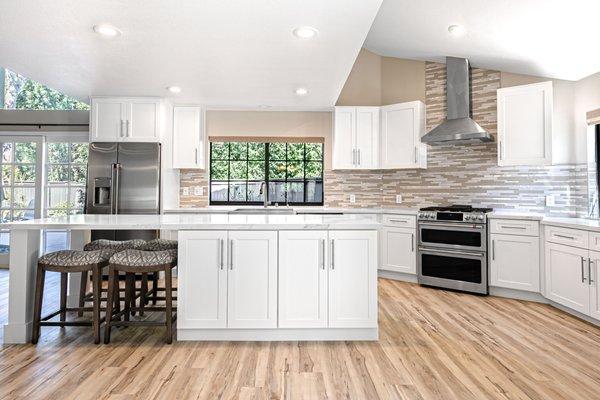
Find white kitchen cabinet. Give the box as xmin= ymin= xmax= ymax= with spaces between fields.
xmin=545 ymin=242 xmax=590 ymax=314
xmin=172 ymin=106 xmax=205 ymax=169
xmin=328 ymin=230 xmax=378 ymax=328
xmin=588 ymin=251 xmax=600 ymax=320
xmin=380 ymin=101 xmax=426 ymax=169
xmin=333 ymin=107 xmax=379 ymax=169
xmin=380 ymin=227 xmax=415 ymax=274
xmin=227 ymin=231 xmax=278 ymax=328
xmin=177 ymin=230 xmax=228 ymax=329
xmin=497 ymin=81 xmax=553 ymax=166
xmin=490 ymin=233 xmax=540 ymax=292
xmin=278 ymin=231 xmax=328 ymax=328
xmin=90 ymin=97 xmax=161 ymax=142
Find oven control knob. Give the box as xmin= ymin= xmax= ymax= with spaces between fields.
xmin=477 ymin=215 xmax=484 ymax=221
xmin=465 ymin=215 xmax=471 ymax=220
xmin=418 ymin=213 xmax=424 ymax=218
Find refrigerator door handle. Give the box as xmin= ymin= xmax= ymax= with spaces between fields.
xmin=113 ymin=163 xmax=121 ymax=214
xmin=110 ymin=163 xmax=117 ymax=214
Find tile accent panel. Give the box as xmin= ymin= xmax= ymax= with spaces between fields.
xmin=180 ymin=62 xmax=588 ymax=215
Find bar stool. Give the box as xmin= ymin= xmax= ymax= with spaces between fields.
xmin=32 ymin=249 xmax=115 ymax=344
xmin=140 ymin=239 xmax=178 ymax=307
xmin=79 ymin=239 xmax=146 ymax=316
xmin=104 ymin=249 xmax=178 ymax=344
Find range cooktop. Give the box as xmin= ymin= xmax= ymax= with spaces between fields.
xmin=419 ymin=204 xmax=493 ymax=213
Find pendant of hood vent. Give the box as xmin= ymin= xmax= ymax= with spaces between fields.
xmin=421 ymin=57 xmax=493 ymax=144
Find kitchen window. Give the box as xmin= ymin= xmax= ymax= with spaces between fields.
xmin=209 ymin=140 xmax=324 ymax=205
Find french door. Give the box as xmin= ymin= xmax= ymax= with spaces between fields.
xmin=0 ymin=136 xmax=43 ymax=264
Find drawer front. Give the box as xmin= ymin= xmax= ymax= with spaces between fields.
xmin=382 ymin=214 xmax=416 ymax=228
xmin=545 ymin=225 xmax=588 ymax=249
xmin=588 ymin=232 xmax=600 ymax=252
xmin=490 ymin=219 xmax=539 ymax=237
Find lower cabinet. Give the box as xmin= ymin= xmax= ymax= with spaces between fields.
xmin=179 ymin=229 xmax=377 ymax=331
xmin=490 ymin=233 xmax=540 ymax=292
xmin=380 ymin=226 xmax=415 ymax=274
xmin=590 ymin=251 xmax=600 ymax=320
xmin=545 ymin=242 xmax=590 ymax=314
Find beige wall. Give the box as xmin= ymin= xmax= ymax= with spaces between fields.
xmin=381 ymin=57 xmax=426 ymax=105
xmin=206 ymin=110 xmax=333 ymax=169
xmin=335 ymin=49 xmax=381 ymax=106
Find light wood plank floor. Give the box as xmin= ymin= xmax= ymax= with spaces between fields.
xmin=1 ymin=270 xmax=600 ymax=400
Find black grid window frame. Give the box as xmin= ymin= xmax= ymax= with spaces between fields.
xmin=209 ymin=141 xmax=324 ymax=206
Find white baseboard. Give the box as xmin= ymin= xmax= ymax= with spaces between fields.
xmin=378 ymin=269 xmax=418 ymax=283
xmin=177 ymin=328 xmax=378 ymax=341
xmin=489 ymin=286 xmax=547 ymax=303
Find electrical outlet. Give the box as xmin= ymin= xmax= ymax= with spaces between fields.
xmin=396 ymin=195 xmax=402 ymax=204
xmin=546 ymin=194 xmax=556 ymax=206
xmin=182 ymin=187 xmax=189 ymax=196
xmin=194 ymin=186 xmax=204 ymax=196
xmin=349 ymin=194 xmax=356 ymax=203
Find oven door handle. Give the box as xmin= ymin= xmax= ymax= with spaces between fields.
xmin=418 ymin=247 xmax=485 ymax=257
xmin=419 ymin=222 xmax=484 ymax=230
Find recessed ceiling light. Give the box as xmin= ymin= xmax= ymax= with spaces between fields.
xmin=167 ymin=86 xmax=181 ymax=94
xmin=294 ymin=87 xmax=309 ymax=96
xmin=292 ymin=26 xmax=319 ymax=39
xmin=93 ymin=24 xmax=121 ymax=37
xmin=448 ymin=24 xmax=466 ymax=37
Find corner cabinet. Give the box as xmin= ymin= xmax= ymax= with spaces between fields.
xmin=380 ymin=101 xmax=426 ymax=169
xmin=333 ymin=107 xmax=379 ymax=169
xmin=497 ymin=81 xmax=553 ymax=166
xmin=172 ymin=106 xmax=205 ymax=169
xmin=90 ymin=97 xmax=161 ymax=142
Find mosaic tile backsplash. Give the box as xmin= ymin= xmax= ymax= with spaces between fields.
xmin=180 ymin=62 xmax=588 ymax=216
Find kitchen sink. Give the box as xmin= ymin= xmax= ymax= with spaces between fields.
xmin=229 ymin=207 xmax=297 ymax=215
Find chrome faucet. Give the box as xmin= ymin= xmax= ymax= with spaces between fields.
xmin=259 ymin=181 xmax=269 ymax=208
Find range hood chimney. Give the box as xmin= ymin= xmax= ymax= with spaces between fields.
xmin=421 ymin=57 xmax=493 ymax=144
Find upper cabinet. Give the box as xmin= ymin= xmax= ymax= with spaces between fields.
xmin=172 ymin=106 xmax=205 ymax=169
xmin=90 ymin=97 xmax=161 ymax=142
xmin=497 ymin=81 xmax=553 ymax=166
xmin=333 ymin=106 xmax=379 ymax=169
xmin=380 ymin=101 xmax=426 ymax=169
xmin=332 ymin=101 xmax=426 ymax=170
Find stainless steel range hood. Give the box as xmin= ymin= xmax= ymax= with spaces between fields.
xmin=421 ymin=57 xmax=493 ymax=144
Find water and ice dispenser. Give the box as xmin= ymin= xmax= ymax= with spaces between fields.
xmin=93 ymin=177 xmax=111 ymax=206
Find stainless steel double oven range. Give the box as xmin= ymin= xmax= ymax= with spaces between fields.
xmin=417 ymin=205 xmax=492 ymax=295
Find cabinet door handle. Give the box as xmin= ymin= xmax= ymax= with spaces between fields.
xmin=411 ymin=233 xmax=414 ymax=252
xmin=499 ymin=141 xmax=503 ymax=160
xmin=589 ymin=258 xmax=594 ymax=285
xmin=414 ymin=147 xmax=418 ymax=163
xmin=195 ymin=148 xmax=199 ymax=164
xmin=219 ymin=239 xmax=224 ymax=270
xmin=229 ymin=240 xmax=234 ymax=270
xmin=581 ymin=256 xmax=586 ymax=283
xmin=492 ymin=240 xmax=495 ymax=260
xmin=352 ymin=149 xmax=356 ymax=166
xmin=126 ymin=120 xmax=130 ymax=137
xmin=330 ymin=239 xmax=335 ymax=270
xmin=320 ymin=239 xmax=325 ymax=270
xmin=120 ymin=120 xmax=125 ymax=137
xmin=555 ymin=234 xmax=575 ymax=240
xmin=358 ymin=149 xmax=361 ymax=165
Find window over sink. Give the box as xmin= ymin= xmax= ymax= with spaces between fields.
xmin=209 ymin=140 xmax=323 ymax=206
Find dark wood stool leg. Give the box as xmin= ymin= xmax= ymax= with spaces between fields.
xmin=78 ymin=271 xmax=88 ymax=317
xmin=152 ymin=272 xmax=159 ymax=305
xmin=59 ymin=272 xmax=68 ymax=322
xmin=31 ymin=266 xmax=45 ymax=344
xmin=92 ymin=266 xmax=102 ymax=344
xmin=104 ymin=267 xmax=116 ymax=344
xmin=165 ymin=267 xmax=173 ymax=344
xmin=140 ymin=273 xmax=148 ymax=316
xmin=124 ymin=273 xmax=133 ymax=322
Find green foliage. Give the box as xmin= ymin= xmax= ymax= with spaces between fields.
xmin=2 ymin=69 xmax=89 ymax=110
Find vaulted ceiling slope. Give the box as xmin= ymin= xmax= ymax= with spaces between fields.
xmin=365 ymin=0 xmax=600 ymax=81
xmin=0 ymin=0 xmax=383 ymax=108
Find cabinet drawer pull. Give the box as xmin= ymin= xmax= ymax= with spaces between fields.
xmin=555 ymin=234 xmax=576 ymax=240
xmin=500 ymin=225 xmax=526 ymax=230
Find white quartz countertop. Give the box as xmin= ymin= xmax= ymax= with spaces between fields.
xmin=5 ymin=213 xmax=382 ymax=230
xmin=541 ymin=217 xmax=600 ymax=232
xmin=163 ymin=206 xmax=418 ymax=215
xmin=488 ymin=211 xmax=545 ymax=220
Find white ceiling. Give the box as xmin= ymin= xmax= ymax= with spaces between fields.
xmin=365 ymin=0 xmax=600 ymax=81
xmin=0 ymin=0 xmax=382 ymax=108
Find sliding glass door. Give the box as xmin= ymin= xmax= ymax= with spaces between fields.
xmin=0 ymin=136 xmax=43 ymax=263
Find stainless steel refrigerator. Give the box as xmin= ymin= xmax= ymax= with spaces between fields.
xmin=85 ymin=142 xmax=161 ymax=241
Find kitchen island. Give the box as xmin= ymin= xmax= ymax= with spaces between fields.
xmin=3 ymin=213 xmax=380 ymax=343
